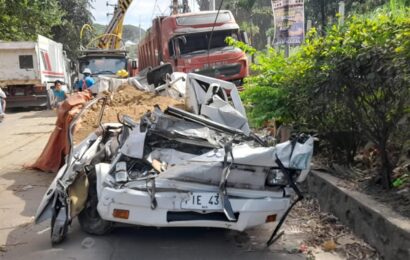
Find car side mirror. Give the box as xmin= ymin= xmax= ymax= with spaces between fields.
xmin=132 ymin=60 xmax=138 ymax=70
xmin=240 ymin=31 xmax=249 ymax=45
xmin=147 ymin=63 xmax=173 ymax=87
xmin=177 ymin=36 xmax=187 ymax=45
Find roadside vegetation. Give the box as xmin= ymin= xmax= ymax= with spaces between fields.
xmin=235 ymin=1 xmax=410 ymax=190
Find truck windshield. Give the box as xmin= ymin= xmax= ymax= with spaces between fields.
xmin=79 ymin=57 xmax=126 ymax=75
xmin=177 ymin=30 xmax=238 ymax=55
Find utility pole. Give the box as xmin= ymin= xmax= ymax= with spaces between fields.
xmin=210 ymin=0 xmax=215 ymax=11
xmin=338 ymin=1 xmax=345 ymax=25
xmin=182 ymin=0 xmax=190 ymax=13
xmin=284 ymin=3 xmax=290 ymax=57
xmin=172 ymin=0 xmax=179 ymax=14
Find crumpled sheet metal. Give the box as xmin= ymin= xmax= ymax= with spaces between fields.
xmin=145 ymin=107 xmax=228 ymax=148
xmin=200 ymin=95 xmax=250 ymax=135
xmin=275 ymin=137 xmax=314 ymax=170
xmin=185 ymin=73 xmax=250 ymax=134
xmin=157 ymin=160 xmax=267 ymax=190
xmin=147 ymin=148 xmax=197 ymax=166
xmin=95 ymin=72 xmax=251 ymax=135
xmin=121 ymin=125 xmax=147 ymax=159
xmin=191 ymin=143 xmax=277 ymax=167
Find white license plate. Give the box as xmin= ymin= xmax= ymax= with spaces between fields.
xmin=181 ymin=192 xmax=222 ymax=210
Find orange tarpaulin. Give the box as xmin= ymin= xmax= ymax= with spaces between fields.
xmin=26 ymin=91 xmax=93 ymax=173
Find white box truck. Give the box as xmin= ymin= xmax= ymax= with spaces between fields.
xmin=0 ymin=35 xmax=71 ymax=109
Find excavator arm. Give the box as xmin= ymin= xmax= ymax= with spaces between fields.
xmin=98 ymin=0 xmax=133 ymax=49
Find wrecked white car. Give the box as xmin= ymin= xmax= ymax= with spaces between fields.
xmin=35 ymin=73 xmax=314 ymax=246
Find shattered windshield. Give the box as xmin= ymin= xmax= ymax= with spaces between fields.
xmin=79 ymin=57 xmax=127 ymax=75
xmin=177 ymin=30 xmax=238 ymax=55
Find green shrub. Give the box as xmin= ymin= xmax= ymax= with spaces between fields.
xmin=242 ymin=6 xmax=410 ymax=188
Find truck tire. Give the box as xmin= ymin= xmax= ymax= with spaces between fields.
xmin=78 ymin=169 xmax=113 ymax=235
xmin=46 ymin=89 xmax=54 ymax=110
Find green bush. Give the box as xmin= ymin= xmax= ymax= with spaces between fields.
xmin=242 ymin=6 xmax=410 ymax=188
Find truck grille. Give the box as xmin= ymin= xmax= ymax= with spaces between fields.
xmin=195 ymin=63 xmax=242 ymax=78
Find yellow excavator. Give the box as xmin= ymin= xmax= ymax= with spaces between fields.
xmin=75 ymin=0 xmax=137 ymax=85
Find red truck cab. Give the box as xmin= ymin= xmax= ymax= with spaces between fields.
xmin=138 ymin=11 xmax=248 ymax=84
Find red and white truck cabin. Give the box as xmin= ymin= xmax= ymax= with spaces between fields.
xmin=138 ymin=11 xmax=249 ymax=85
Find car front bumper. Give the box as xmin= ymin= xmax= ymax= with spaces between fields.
xmin=97 ymin=186 xmax=291 ymax=231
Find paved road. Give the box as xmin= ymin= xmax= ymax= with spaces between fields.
xmin=0 ymin=110 xmax=336 ymax=260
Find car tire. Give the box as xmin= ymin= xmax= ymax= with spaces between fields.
xmin=78 ymin=169 xmax=113 ymax=235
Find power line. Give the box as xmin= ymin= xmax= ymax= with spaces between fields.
xmin=156 ymin=4 xmax=166 ymax=16
xmin=151 ymin=0 xmax=159 ymax=20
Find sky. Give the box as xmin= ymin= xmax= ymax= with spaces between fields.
xmin=90 ymin=0 xmax=200 ymax=29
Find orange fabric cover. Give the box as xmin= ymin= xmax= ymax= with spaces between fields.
xmin=27 ymin=91 xmax=93 ymax=173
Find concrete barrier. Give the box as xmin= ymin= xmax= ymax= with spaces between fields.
xmin=307 ymin=170 xmax=410 ymax=260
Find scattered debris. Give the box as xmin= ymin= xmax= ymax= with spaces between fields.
xmin=21 ymin=185 xmax=33 ymax=191
xmin=322 ymin=239 xmax=336 ymax=252
xmin=0 ymin=242 xmax=27 ymax=251
xmin=288 ymin=198 xmax=379 ymax=259
xmin=299 ymin=243 xmax=309 ymax=253
xmin=18 ymin=216 xmax=35 ymax=228
xmin=81 ymin=237 xmax=95 ymax=249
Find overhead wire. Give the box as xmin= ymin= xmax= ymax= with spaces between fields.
xmin=151 ymin=0 xmax=159 ymax=20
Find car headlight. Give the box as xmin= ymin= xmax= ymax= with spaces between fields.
xmin=266 ymin=169 xmax=287 ymax=186
xmin=115 ymin=161 xmax=128 ymax=183
xmin=266 ymin=168 xmax=301 ymax=186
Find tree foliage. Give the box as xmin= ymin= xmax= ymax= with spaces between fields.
xmin=242 ymin=5 xmax=410 ymax=188
xmin=52 ymin=0 xmax=94 ymax=59
xmin=0 ymin=0 xmax=95 ymax=60
xmin=0 ymin=0 xmax=62 ymax=41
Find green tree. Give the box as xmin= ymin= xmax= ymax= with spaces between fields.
xmin=0 ymin=0 xmax=62 ymax=41
xmin=51 ymin=0 xmax=94 ymax=59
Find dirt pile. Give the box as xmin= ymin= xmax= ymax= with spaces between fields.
xmin=75 ymin=85 xmax=184 ymax=142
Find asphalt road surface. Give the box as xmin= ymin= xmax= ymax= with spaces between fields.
xmin=0 ymin=110 xmax=339 ymax=260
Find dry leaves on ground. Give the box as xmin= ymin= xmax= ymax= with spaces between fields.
xmin=289 ymin=198 xmax=379 ymax=260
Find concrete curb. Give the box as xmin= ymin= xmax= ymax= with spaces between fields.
xmin=307 ymin=170 xmax=410 ymax=260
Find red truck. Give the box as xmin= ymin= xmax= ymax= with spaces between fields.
xmin=138 ymin=10 xmax=248 ymax=85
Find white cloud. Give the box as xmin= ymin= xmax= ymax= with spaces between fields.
xmin=90 ymin=0 xmax=200 ymax=29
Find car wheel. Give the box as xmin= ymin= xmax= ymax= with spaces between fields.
xmin=78 ymin=169 xmax=113 ymax=235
